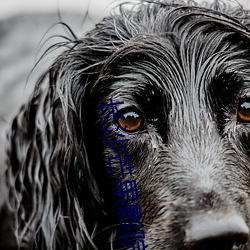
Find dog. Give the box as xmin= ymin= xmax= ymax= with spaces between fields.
xmin=1 ymin=0 xmax=250 ymax=249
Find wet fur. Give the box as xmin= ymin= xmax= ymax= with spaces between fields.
xmin=2 ymin=0 xmax=250 ymax=249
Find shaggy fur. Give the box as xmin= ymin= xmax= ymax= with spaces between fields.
xmin=2 ymin=0 xmax=250 ymax=249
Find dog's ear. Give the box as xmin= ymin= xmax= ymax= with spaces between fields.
xmin=5 ymin=66 xmax=98 ymax=248
xmin=3 ymin=17 xmax=124 ymax=248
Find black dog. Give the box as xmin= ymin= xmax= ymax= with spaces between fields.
xmin=2 ymin=0 xmax=250 ymax=249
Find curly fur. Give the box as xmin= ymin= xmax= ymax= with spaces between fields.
xmin=2 ymin=0 xmax=250 ymax=249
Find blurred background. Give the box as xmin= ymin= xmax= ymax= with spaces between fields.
xmin=0 ymin=0 xmax=250 ymax=174
xmin=0 ymin=0 xmax=119 ymax=171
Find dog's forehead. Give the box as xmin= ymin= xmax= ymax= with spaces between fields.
xmin=107 ymin=35 xmax=248 ymax=102
xmin=102 ymin=6 xmax=250 ymax=103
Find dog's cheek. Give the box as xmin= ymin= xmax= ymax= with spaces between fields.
xmin=101 ymin=131 xmax=162 ymax=221
xmin=236 ymin=129 xmax=250 ymax=158
xmin=120 ymin=134 xmax=168 ymax=229
xmin=133 ymin=159 xmax=188 ymax=249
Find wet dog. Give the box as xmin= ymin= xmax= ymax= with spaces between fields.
xmin=1 ymin=0 xmax=250 ymax=249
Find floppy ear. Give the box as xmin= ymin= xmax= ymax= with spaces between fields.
xmin=2 ymin=17 xmax=126 ymax=249
xmin=4 ymin=65 xmax=99 ymax=248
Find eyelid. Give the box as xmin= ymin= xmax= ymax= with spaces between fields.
xmin=116 ymin=104 xmax=143 ymax=114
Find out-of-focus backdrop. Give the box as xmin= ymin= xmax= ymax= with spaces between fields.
xmin=0 ymin=0 xmax=250 ymax=173
xmin=0 ymin=0 xmax=119 ymax=170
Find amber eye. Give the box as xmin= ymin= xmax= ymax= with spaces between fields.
xmin=237 ymin=99 xmax=250 ymax=123
xmin=118 ymin=110 xmax=144 ymax=132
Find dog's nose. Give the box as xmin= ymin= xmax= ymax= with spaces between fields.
xmin=185 ymin=213 xmax=249 ymax=250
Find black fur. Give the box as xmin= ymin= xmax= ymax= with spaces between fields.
xmin=2 ymin=0 xmax=250 ymax=249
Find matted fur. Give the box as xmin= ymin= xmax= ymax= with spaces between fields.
xmin=2 ymin=0 xmax=250 ymax=249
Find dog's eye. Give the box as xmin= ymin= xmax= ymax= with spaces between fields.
xmin=118 ymin=110 xmax=144 ymax=132
xmin=237 ymin=99 xmax=250 ymax=123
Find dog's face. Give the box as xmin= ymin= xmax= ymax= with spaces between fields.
xmin=3 ymin=1 xmax=250 ymax=250
xmin=87 ymin=3 xmax=250 ymax=250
